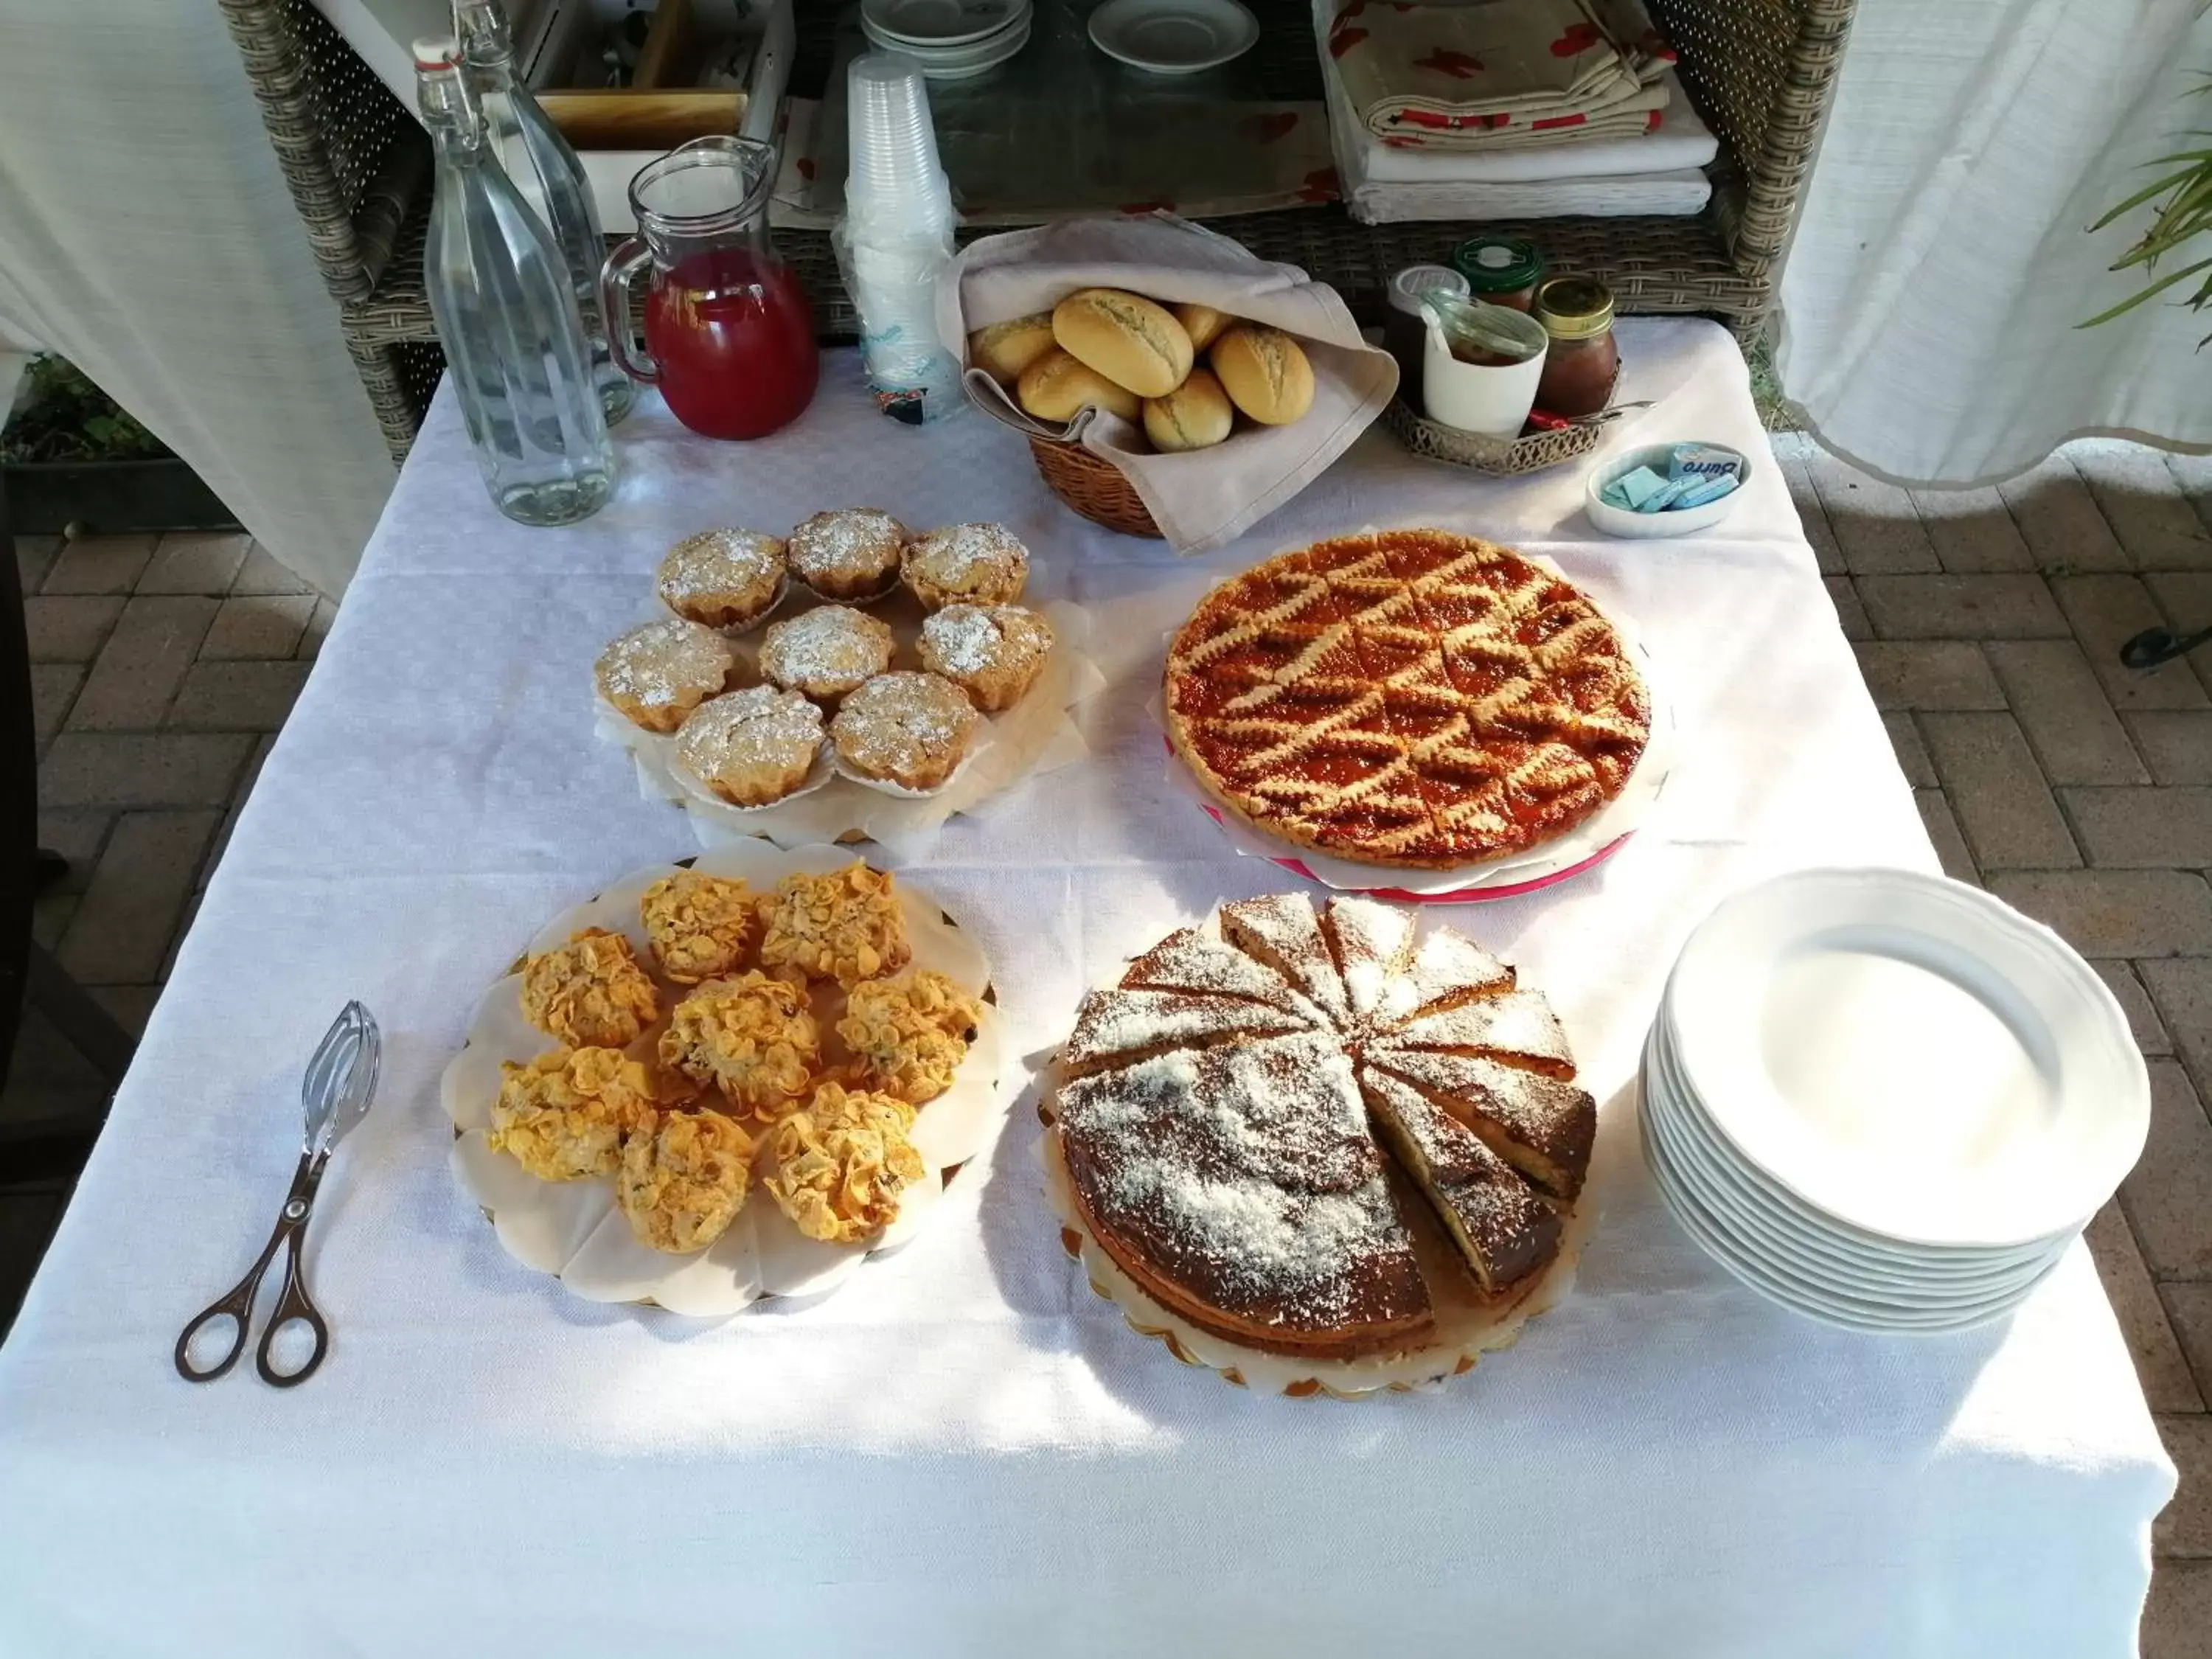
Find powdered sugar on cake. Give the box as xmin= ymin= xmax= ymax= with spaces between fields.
xmin=1058 ymin=1034 xmax=1413 ymax=1326
xmin=759 ymin=606 xmax=894 ymax=692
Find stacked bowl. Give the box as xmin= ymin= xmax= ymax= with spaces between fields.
xmin=860 ymin=0 xmax=1032 ymax=79
xmin=1641 ymin=869 xmax=2150 ymax=1334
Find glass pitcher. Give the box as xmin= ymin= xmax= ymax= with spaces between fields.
xmin=601 ymin=137 xmax=820 ymax=441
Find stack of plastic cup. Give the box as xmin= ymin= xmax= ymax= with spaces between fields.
xmin=837 ymin=53 xmax=961 ymax=425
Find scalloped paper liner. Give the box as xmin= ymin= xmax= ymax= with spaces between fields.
xmin=1151 ymin=546 xmax=1675 ymax=899
xmin=602 ymin=599 xmax=1106 ymax=862
xmin=438 ymin=841 xmax=1010 ymax=1318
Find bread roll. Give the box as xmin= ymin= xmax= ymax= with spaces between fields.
xmin=1050 ymin=288 xmax=1194 ymax=399
xmin=1143 ymin=369 xmax=1234 ymax=453
xmin=1210 ymin=325 xmax=1315 ymax=427
xmin=1174 ymin=302 xmax=1231 ymax=353
xmin=1016 ymin=348 xmax=1143 ymax=423
xmin=967 ymin=313 xmax=1057 ymax=386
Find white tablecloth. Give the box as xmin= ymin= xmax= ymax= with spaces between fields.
xmin=0 ymin=321 xmax=2173 ymax=1658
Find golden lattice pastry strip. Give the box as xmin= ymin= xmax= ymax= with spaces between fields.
xmin=489 ymin=1046 xmax=660 ymax=1181
xmin=838 ymin=968 xmax=984 ymax=1103
xmin=658 ymin=970 xmax=821 ymax=1116
xmin=763 ymin=1082 xmax=926 ymax=1244
xmin=757 ymin=862 xmax=912 ymax=988
xmin=519 ymin=928 xmax=660 ymax=1048
xmin=616 ymin=1107 xmax=756 ymax=1253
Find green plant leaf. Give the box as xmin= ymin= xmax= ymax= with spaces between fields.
xmin=2076 ymin=255 xmax=2212 ymax=328
xmin=2087 ymin=167 xmax=2201 ymax=232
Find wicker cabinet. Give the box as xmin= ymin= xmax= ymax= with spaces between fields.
xmin=224 ymin=0 xmax=1854 ymax=464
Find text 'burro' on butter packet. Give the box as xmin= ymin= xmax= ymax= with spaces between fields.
xmin=1668 ymin=443 xmax=1740 ymax=482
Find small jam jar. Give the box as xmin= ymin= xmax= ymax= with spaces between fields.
xmin=1532 ymin=275 xmax=1618 ymax=418
xmin=1452 ymin=235 xmax=1545 ymax=312
xmin=1382 ymin=264 xmax=1471 ymax=399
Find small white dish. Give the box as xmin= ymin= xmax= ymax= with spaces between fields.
xmin=862 ymin=0 xmax=1027 ymax=46
xmin=1586 ymin=441 xmax=1750 ymax=539
xmin=866 ymin=15 xmax=1030 ymax=77
xmin=1088 ymin=0 xmax=1259 ymax=74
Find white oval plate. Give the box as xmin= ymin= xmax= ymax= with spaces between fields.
xmin=439 ymin=842 xmax=1009 ymax=1318
xmin=862 ymin=0 xmax=1026 ymax=46
xmin=1088 ymin=0 xmax=1258 ymax=74
xmin=1585 ymin=442 xmax=1751 ymax=539
xmin=1666 ymin=869 xmax=2148 ymax=1248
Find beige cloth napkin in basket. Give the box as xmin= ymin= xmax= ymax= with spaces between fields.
xmin=935 ymin=214 xmax=1399 ymax=555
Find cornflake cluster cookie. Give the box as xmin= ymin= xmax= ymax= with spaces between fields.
xmin=757 ymin=605 xmax=896 ymax=703
xmin=757 ymin=862 xmax=912 ymax=988
xmin=918 ymin=604 xmax=1055 ymax=713
xmin=902 ymin=522 xmax=1029 ymax=611
xmin=596 ymin=617 xmax=734 ymax=734
xmin=617 ymin=1107 xmax=756 ymax=1253
xmin=488 ymin=1046 xmax=660 ymax=1181
xmin=656 ymin=529 xmax=787 ymax=632
xmin=639 ymin=870 xmax=755 ymax=986
xmin=830 ymin=671 xmax=978 ymax=793
xmin=674 ymin=686 xmax=825 ymax=809
xmin=658 ymin=970 xmax=821 ymax=1118
xmin=763 ymin=1082 xmax=926 ymax=1243
xmin=520 ymin=928 xmax=659 ymax=1048
xmin=838 ymin=968 xmax=984 ymax=1104
xmin=787 ymin=507 xmax=908 ymax=602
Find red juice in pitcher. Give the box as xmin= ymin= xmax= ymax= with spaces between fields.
xmin=643 ymin=249 xmax=819 ymax=440
xmin=602 ymin=137 xmax=821 ymax=442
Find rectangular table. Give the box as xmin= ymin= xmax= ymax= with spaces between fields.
xmin=0 ymin=321 xmax=2174 ymax=1658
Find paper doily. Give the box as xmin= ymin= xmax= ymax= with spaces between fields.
xmin=439 ymin=841 xmax=1010 ymax=1318
xmin=602 ymin=599 xmax=1105 ymax=863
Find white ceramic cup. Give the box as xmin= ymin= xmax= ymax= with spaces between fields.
xmin=1422 ymin=319 xmax=1545 ymax=437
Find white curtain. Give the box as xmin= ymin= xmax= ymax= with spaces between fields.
xmin=1778 ymin=0 xmax=2212 ymax=484
xmin=0 ymin=0 xmax=399 ymax=595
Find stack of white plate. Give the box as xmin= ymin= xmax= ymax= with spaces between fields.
xmin=860 ymin=0 xmax=1032 ymax=80
xmin=1641 ymin=868 xmax=2150 ymax=1334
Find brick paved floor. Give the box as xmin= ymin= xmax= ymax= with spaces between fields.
xmin=4 ymin=528 xmax=327 ymax=1336
xmin=4 ymin=439 xmax=2211 ymax=1645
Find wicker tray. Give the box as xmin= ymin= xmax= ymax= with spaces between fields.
xmin=1380 ymin=397 xmax=1624 ymax=477
xmin=1027 ymin=436 xmax=1164 ymax=539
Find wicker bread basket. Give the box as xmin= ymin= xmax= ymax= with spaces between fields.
xmin=1026 ymin=436 xmax=1164 ymax=539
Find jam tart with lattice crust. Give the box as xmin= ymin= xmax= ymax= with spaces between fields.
xmin=1163 ymin=529 xmax=1650 ymax=869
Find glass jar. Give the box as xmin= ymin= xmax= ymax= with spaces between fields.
xmin=1382 ymin=264 xmax=1470 ymax=399
xmin=1452 ymin=236 xmax=1545 ymax=312
xmin=1532 ymin=275 xmax=1618 ymax=418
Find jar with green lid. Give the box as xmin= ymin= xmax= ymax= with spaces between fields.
xmin=1450 ymin=235 xmax=1545 ymax=312
xmin=1532 ymin=274 xmax=1618 ymax=418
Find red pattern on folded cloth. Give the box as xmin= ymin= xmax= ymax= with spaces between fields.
xmin=1333 ymin=0 xmax=1677 ymax=150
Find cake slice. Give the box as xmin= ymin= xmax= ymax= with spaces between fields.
xmin=1360 ymin=1065 xmax=1561 ymax=1296
xmin=1219 ymin=893 xmax=1352 ymax=1025
xmin=1321 ymin=894 xmax=1417 ymax=1020
xmin=1377 ymin=989 xmax=1574 ymax=1078
xmin=1060 ymin=986 xmax=1310 ymax=1076
xmin=1402 ymin=926 xmax=1514 ymax=1010
xmin=1120 ymin=925 xmax=1321 ymax=1022
xmin=1361 ymin=1044 xmax=1596 ymax=1200
xmin=1055 ymin=1032 xmax=1433 ymax=1357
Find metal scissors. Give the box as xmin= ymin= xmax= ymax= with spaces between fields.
xmin=175 ymin=1002 xmax=380 ymax=1387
